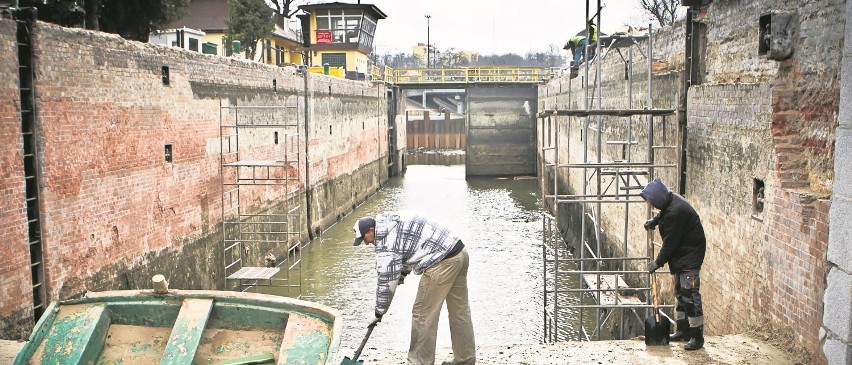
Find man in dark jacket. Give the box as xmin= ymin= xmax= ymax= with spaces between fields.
xmin=641 ymin=178 xmax=706 ymax=350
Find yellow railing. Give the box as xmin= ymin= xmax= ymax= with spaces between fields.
xmin=369 ymin=65 xmax=381 ymax=81
xmin=384 ymin=66 xmax=396 ymax=84
xmin=392 ymin=67 xmax=551 ymax=85
xmin=307 ymin=65 xmax=550 ymax=85
xmin=368 ymin=64 xmax=397 ymax=83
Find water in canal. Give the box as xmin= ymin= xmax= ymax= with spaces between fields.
xmin=276 ymin=151 xmax=585 ymax=352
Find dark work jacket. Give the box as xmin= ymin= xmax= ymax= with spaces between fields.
xmin=649 ymin=192 xmax=706 ymax=273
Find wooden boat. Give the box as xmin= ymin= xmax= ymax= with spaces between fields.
xmin=14 ymin=288 xmax=340 ymax=365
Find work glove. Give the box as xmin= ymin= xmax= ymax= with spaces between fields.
xmin=647 ymin=260 xmax=660 ymax=273
xmin=398 ymin=267 xmax=411 ymax=285
xmin=366 ymin=315 xmax=381 ymax=328
xmin=644 ymin=219 xmax=657 ymax=231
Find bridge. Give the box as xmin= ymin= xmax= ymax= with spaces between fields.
xmin=373 ymin=66 xmax=550 ymax=176
xmin=380 ymin=66 xmax=553 ymax=88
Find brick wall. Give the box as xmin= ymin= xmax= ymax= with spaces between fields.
xmin=687 ymin=82 xmax=830 ymax=358
xmin=31 ymin=25 xmax=258 ymax=300
xmin=685 ymin=83 xmax=775 ymax=334
xmin=0 ymin=17 xmax=34 ymax=339
xmin=539 ymin=0 xmax=843 ymax=358
xmin=0 ymin=19 xmax=388 ymax=339
xmin=759 ymin=190 xmax=829 ymax=349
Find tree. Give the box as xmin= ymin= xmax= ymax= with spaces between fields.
xmin=269 ymin=0 xmax=303 ymax=18
xmin=22 ymin=0 xmax=188 ymax=40
xmin=99 ymin=0 xmax=190 ymax=41
xmin=20 ymin=0 xmax=85 ymax=28
xmin=431 ymin=48 xmax=470 ymax=68
xmin=639 ymin=0 xmax=683 ymax=27
xmin=379 ymin=52 xmax=421 ymax=68
xmin=84 ymin=0 xmax=99 ymax=30
xmin=227 ymin=0 xmax=274 ymax=60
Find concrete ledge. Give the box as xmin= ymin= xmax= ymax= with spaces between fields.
xmin=842 ymin=67 xmax=852 ymax=128
xmin=824 ymin=268 xmax=852 ymax=343
xmin=833 ymin=128 xmax=852 ymax=200
xmin=823 ymin=335 xmax=852 ymax=365
xmin=828 ymin=198 xmax=852 ymax=273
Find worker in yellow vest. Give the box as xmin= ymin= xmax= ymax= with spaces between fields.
xmin=565 ymin=20 xmax=598 ymax=77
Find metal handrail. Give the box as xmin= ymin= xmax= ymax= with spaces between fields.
xmin=392 ymin=66 xmax=551 ymax=84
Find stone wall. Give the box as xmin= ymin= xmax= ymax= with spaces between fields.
xmin=304 ymin=78 xmax=388 ymax=233
xmin=823 ymin=0 xmax=852 ymax=363
xmin=538 ymin=0 xmax=845 ymax=360
xmin=0 ymin=19 xmax=388 ymax=339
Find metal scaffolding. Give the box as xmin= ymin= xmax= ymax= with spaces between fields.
xmin=540 ymin=13 xmax=679 ymax=342
xmin=219 ymin=100 xmax=305 ymax=297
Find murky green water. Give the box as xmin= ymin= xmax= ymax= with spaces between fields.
xmin=293 ymin=162 xmax=546 ymax=351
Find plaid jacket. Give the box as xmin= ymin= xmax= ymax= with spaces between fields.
xmin=372 ymin=210 xmax=462 ymax=316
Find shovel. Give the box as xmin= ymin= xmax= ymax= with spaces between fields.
xmin=340 ymin=323 xmax=376 ymax=365
xmin=644 ymin=229 xmax=670 ymax=346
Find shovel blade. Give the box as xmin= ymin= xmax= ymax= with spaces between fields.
xmin=340 ymin=356 xmax=364 ymax=365
xmin=644 ymin=315 xmax=671 ymax=346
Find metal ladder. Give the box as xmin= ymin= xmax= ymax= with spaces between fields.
xmin=14 ymin=7 xmax=47 ymax=322
xmin=219 ymin=100 xmax=305 ymax=298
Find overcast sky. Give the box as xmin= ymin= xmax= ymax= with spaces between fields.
xmin=358 ymin=0 xmax=666 ymax=56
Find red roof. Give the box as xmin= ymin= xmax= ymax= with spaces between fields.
xmin=161 ymin=0 xmax=301 ymax=43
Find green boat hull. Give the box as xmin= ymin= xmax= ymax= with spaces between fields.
xmin=14 ymin=290 xmax=341 ymax=365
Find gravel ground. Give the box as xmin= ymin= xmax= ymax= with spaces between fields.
xmin=342 ymin=334 xmax=796 ymax=364
xmin=0 ymin=340 xmax=23 ymax=364
xmin=2 ymin=334 xmax=796 ymax=365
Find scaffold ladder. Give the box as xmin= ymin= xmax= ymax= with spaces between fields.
xmin=219 ymin=99 xmax=305 ymax=298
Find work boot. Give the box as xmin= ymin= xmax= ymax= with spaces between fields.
xmin=684 ymin=325 xmax=704 ymax=350
xmin=669 ymin=319 xmax=690 ymax=342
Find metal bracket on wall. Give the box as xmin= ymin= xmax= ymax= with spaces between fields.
xmin=759 ymin=12 xmax=796 ymax=61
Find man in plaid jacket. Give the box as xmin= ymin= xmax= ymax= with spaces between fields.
xmin=353 ymin=210 xmax=475 ymax=365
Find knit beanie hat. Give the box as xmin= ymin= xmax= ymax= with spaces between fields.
xmin=640 ymin=178 xmax=670 ymax=209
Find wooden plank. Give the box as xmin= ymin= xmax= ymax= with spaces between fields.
xmin=278 ymin=314 xmax=333 ymax=365
xmin=160 ymin=298 xmax=214 ymax=365
xmin=214 ymin=352 xmax=276 ymax=365
xmin=228 ymin=267 xmax=280 ymax=281
xmin=29 ymin=303 xmax=109 ymax=365
xmin=582 ymin=274 xmax=644 ymax=306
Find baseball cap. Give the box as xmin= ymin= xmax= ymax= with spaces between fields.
xmin=352 ymin=217 xmax=376 ymax=246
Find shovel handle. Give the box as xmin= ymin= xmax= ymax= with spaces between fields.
xmin=351 ymin=323 xmax=376 ymax=361
xmin=647 ymin=230 xmax=660 ymax=322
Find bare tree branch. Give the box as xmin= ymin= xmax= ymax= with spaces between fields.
xmin=639 ymin=0 xmax=682 ymax=27
xmin=270 ymin=0 xmax=303 ymax=18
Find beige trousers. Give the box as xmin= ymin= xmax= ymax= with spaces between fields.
xmin=407 ymin=249 xmax=475 ymax=365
